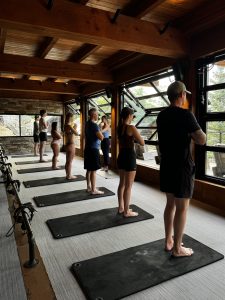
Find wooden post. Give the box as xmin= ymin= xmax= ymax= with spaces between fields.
xmin=110 ymin=86 xmax=121 ymax=169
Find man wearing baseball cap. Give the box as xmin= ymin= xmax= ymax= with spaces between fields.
xmin=157 ymin=81 xmax=206 ymax=257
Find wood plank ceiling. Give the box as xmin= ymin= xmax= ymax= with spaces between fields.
xmin=0 ymin=0 xmax=225 ymax=101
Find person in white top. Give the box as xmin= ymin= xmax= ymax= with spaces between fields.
xmin=39 ymin=109 xmax=49 ymax=162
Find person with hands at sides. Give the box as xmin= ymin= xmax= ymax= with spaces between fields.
xmin=84 ymin=108 xmax=104 ymax=195
xmin=64 ymin=112 xmax=79 ymax=180
xmin=157 ymin=81 xmax=206 ymax=258
xmin=39 ymin=109 xmax=49 ymax=162
xmin=117 ymin=107 xmax=145 ymax=217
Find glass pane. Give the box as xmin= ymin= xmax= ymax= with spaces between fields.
xmin=152 ymin=75 xmax=175 ymax=93
xmin=208 ymin=61 xmax=225 ymax=85
xmin=91 ymin=95 xmax=108 ymax=105
xmin=136 ymin=144 xmax=160 ymax=169
xmin=207 ymin=90 xmax=225 ymax=113
xmin=46 ymin=116 xmax=62 ymax=136
xmin=0 ymin=115 xmax=19 ymax=136
xmin=206 ymin=151 xmax=225 ymax=179
xmin=21 ymin=115 xmax=35 ymax=136
xmin=137 ymin=115 xmax=157 ymax=127
xmin=129 ymin=84 xmax=156 ymax=97
xmin=206 ymin=121 xmax=225 ymax=146
xmin=100 ymin=105 xmax=111 ymax=114
xmin=70 ymin=103 xmax=80 ymax=112
xmin=139 ymin=96 xmax=168 ymax=109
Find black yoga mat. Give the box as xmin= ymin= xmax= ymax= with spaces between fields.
xmin=15 ymin=159 xmax=52 ymax=165
xmin=34 ymin=187 xmax=115 ymax=207
xmin=23 ymin=175 xmax=85 ymax=188
xmin=11 ymin=154 xmax=48 ymax=158
xmin=17 ymin=166 xmax=64 ymax=174
xmin=71 ymin=235 xmax=224 ymax=300
xmin=47 ymin=204 xmax=153 ymax=239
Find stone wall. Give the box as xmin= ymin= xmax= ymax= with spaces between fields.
xmin=0 ymin=98 xmax=63 ymax=154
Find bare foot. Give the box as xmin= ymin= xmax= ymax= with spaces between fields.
xmin=52 ymin=167 xmax=60 ymax=170
xmin=39 ymin=159 xmax=46 ymax=162
xmin=91 ymin=189 xmax=104 ymax=195
xmin=86 ymin=187 xmax=92 ymax=193
xmin=165 ymin=237 xmax=184 ymax=252
xmin=117 ymin=208 xmax=133 ymax=215
xmin=66 ymin=175 xmax=77 ymax=180
xmin=123 ymin=211 xmax=138 ymax=217
xmin=172 ymin=246 xmax=194 ymax=257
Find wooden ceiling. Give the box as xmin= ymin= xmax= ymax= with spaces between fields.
xmin=0 ymin=0 xmax=225 ymax=102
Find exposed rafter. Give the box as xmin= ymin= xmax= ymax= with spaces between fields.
xmin=0 ymin=53 xmax=112 ymax=83
xmin=0 ymin=28 xmax=7 ymax=53
xmin=0 ymin=77 xmax=79 ymax=94
xmin=122 ymin=0 xmax=165 ymax=18
xmin=68 ymin=44 xmax=100 ymax=63
xmin=0 ymin=0 xmax=187 ymax=58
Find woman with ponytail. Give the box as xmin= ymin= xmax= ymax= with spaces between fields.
xmin=117 ymin=107 xmax=144 ymax=217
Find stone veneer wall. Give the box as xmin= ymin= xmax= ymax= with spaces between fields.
xmin=0 ymin=98 xmax=63 ymax=155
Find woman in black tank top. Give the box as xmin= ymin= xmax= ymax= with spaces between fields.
xmin=117 ymin=107 xmax=144 ymax=217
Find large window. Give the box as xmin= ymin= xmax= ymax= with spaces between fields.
xmin=88 ymin=92 xmax=112 ymax=122
xmin=122 ymin=69 xmax=175 ymax=168
xmin=197 ymin=54 xmax=225 ymax=183
xmin=0 ymin=114 xmax=62 ymax=137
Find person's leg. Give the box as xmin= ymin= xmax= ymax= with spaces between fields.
xmin=34 ymin=142 xmax=38 ymax=156
xmin=172 ymin=198 xmax=193 ymax=257
xmin=65 ymin=144 xmax=76 ymax=179
xmin=86 ymin=171 xmax=91 ymax=191
xmin=104 ymin=139 xmax=110 ymax=171
xmin=39 ymin=141 xmax=46 ymax=162
xmin=164 ymin=193 xmax=176 ymax=251
xmin=52 ymin=144 xmax=59 ymax=169
xmin=123 ymin=171 xmax=137 ymax=217
xmin=90 ymin=171 xmax=104 ymax=194
xmin=117 ymin=170 xmax=125 ymax=213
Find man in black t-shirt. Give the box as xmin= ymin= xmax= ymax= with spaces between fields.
xmin=157 ymin=81 xmax=206 ymax=257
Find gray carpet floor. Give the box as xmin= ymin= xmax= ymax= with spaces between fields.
xmin=4 ymin=152 xmax=225 ymax=300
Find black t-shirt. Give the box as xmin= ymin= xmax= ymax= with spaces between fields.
xmin=156 ymin=106 xmax=200 ymax=165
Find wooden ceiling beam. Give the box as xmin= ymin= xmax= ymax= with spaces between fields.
xmin=0 ymin=0 xmax=187 ymax=58
xmin=0 ymin=77 xmax=79 ymax=94
xmin=0 ymin=53 xmax=112 ymax=83
xmin=122 ymin=0 xmax=165 ymax=18
xmin=68 ymin=44 xmax=100 ymax=62
xmin=174 ymin=0 xmax=225 ymax=37
xmin=0 ymin=28 xmax=7 ymax=53
xmin=0 ymin=90 xmax=63 ymax=101
xmin=68 ymin=0 xmax=90 ymax=4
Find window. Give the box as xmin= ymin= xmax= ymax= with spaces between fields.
xmin=88 ymin=92 xmax=112 ymax=122
xmin=197 ymin=53 xmax=225 ymax=183
xmin=122 ymin=69 xmax=175 ymax=168
xmin=0 ymin=114 xmax=62 ymax=137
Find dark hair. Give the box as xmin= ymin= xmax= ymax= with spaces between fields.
xmin=51 ymin=122 xmax=57 ymax=131
xmin=117 ymin=107 xmax=134 ymax=139
xmin=35 ymin=115 xmax=39 ymax=120
xmin=40 ymin=109 xmax=47 ymax=117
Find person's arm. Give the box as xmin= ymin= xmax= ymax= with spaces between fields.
xmin=130 ymin=125 xmax=145 ymax=146
xmin=101 ymin=123 xmax=110 ymax=133
xmin=96 ymin=130 xmax=104 ymax=141
xmin=69 ymin=124 xmax=79 ymax=135
xmin=191 ymin=129 xmax=206 ymax=145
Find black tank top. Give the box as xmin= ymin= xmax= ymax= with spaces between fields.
xmin=119 ymin=125 xmax=134 ymax=149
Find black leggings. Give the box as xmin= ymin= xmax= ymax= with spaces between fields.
xmin=101 ymin=138 xmax=110 ymax=166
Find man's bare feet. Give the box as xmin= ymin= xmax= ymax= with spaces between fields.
xmin=66 ymin=175 xmax=77 ymax=180
xmin=172 ymin=246 xmax=194 ymax=257
xmin=123 ymin=211 xmax=138 ymax=217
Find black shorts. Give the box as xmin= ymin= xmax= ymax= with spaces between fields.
xmin=159 ymin=159 xmax=195 ymax=198
xmin=117 ymin=148 xmax=136 ymax=171
xmin=39 ymin=132 xmax=47 ymax=142
xmin=84 ymin=147 xmax=101 ymax=171
xmin=33 ymin=134 xmax=39 ymax=143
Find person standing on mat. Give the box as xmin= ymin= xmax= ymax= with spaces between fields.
xmin=51 ymin=122 xmax=62 ymax=170
xmin=64 ymin=112 xmax=79 ymax=180
xmin=33 ymin=115 xmax=40 ymax=156
xmin=99 ymin=115 xmax=110 ymax=172
xmin=39 ymin=109 xmax=49 ymax=162
xmin=84 ymin=108 xmax=104 ymax=194
xmin=157 ymin=81 xmax=206 ymax=257
xmin=117 ymin=107 xmax=144 ymax=217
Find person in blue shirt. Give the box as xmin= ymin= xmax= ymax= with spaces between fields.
xmin=84 ymin=108 xmax=104 ymax=194
xmin=99 ymin=115 xmax=110 ymax=171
